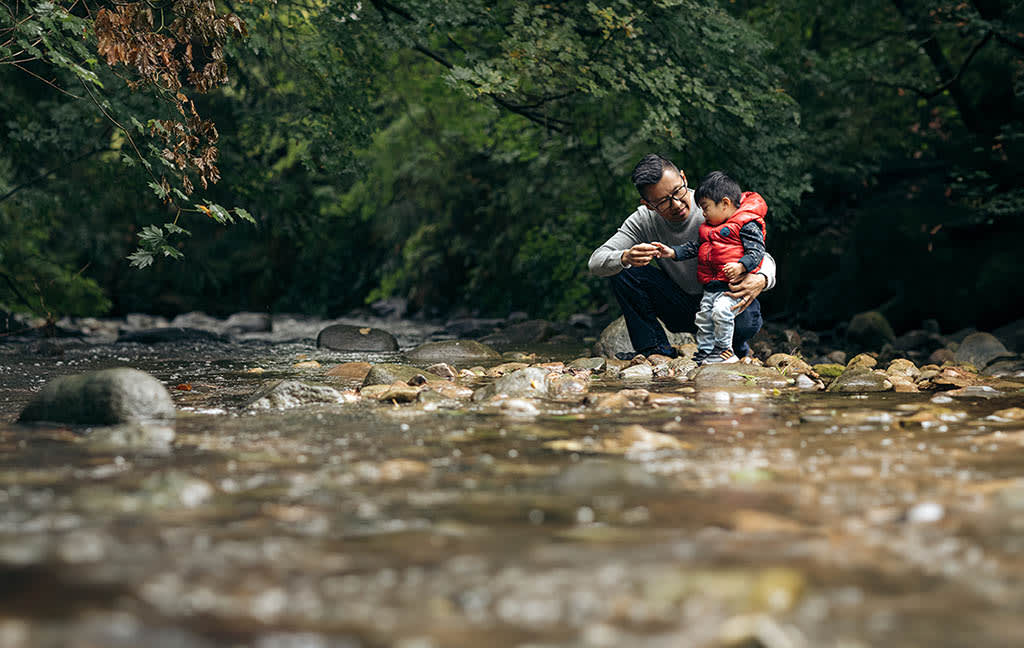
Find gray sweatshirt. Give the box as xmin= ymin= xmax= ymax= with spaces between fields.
xmin=587 ymin=195 xmax=777 ymax=296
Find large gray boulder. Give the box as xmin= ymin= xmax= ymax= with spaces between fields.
xmin=19 ymin=368 xmax=176 ymax=425
xmin=594 ymin=316 xmax=694 ymax=358
xmin=316 ymin=324 xmax=399 ymax=352
xmin=954 ymin=332 xmax=1013 ymax=369
xmin=405 ymin=340 xmax=500 ymax=364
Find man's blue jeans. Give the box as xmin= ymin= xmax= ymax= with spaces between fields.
xmin=608 ymin=264 xmax=762 ymax=357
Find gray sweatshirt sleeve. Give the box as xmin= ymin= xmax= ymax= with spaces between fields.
xmin=587 ymin=212 xmax=647 ymax=277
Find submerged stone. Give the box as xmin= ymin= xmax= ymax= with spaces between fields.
xmin=316 ymin=324 xmax=399 ymax=352
xmin=18 ymin=368 xmax=176 ymax=425
xmin=405 ymin=339 xmax=500 ymax=363
xmin=246 ymin=380 xmax=347 ymax=409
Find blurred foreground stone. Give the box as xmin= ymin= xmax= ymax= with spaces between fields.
xmin=18 ymin=368 xmax=176 ymax=425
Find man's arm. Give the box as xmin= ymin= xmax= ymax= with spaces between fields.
xmin=588 ymin=211 xmax=647 ymax=277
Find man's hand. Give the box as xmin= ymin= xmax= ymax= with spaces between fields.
xmin=651 ymin=242 xmax=675 ymax=259
xmin=621 ymin=243 xmax=660 ymax=267
xmin=722 ymin=262 xmax=744 ymax=282
xmin=726 ymin=272 xmax=767 ymax=313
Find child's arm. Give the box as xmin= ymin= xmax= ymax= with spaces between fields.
xmin=723 ymin=223 xmax=766 ymax=281
xmin=651 ymin=241 xmax=697 ymax=261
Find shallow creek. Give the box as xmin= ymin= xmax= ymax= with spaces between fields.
xmin=2 ymin=333 xmax=1024 ymax=648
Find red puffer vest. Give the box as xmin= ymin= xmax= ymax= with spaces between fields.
xmin=696 ymin=192 xmax=767 ymax=284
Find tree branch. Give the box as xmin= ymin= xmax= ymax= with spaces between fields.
xmin=0 ymin=143 xmax=112 ymax=204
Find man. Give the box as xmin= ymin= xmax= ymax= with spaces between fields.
xmin=588 ymin=154 xmax=776 ymax=358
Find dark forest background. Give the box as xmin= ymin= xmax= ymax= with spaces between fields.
xmin=2 ymin=0 xmax=1022 ymax=334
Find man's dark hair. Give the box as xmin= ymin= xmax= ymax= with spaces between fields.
xmin=631 ymin=154 xmax=678 ymax=198
xmin=694 ymin=171 xmax=741 ymax=207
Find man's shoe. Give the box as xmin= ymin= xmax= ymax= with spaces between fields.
xmin=703 ymin=347 xmax=740 ymax=364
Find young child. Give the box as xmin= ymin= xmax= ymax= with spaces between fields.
xmin=652 ymin=171 xmax=767 ymax=364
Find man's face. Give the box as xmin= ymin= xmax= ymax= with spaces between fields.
xmin=643 ymin=169 xmax=690 ymax=223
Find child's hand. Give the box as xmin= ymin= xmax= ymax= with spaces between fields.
xmin=722 ymin=262 xmax=745 ymax=281
xmin=651 ymin=242 xmax=674 ymax=259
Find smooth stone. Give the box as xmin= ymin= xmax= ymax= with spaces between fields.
xmin=474 ymin=367 xmax=552 ymax=401
xmin=593 ymin=316 xmax=694 ymax=358
xmin=374 ymin=383 xmax=422 ymax=403
xmin=405 ymin=340 xmax=500 ymax=363
xmin=424 ymin=382 xmax=474 ymax=400
xmin=954 ymin=332 xmax=1013 ymax=369
xmin=945 ymin=385 xmax=1003 ymax=399
xmin=846 ymin=310 xmax=895 ymax=350
xmin=892 ymin=329 xmax=945 ymax=354
xmin=546 ymin=373 xmax=590 ymax=401
xmin=693 ymin=364 xmax=793 ymax=390
xmin=18 ymin=368 xmax=176 ymax=425
xmin=485 ymin=362 xmax=530 ymax=377
xmin=117 ymin=327 xmax=226 ymax=344
xmin=765 ymin=353 xmax=814 ymax=375
xmin=983 ymin=359 xmax=1024 ymax=379
xmin=425 ymin=362 xmax=457 ymax=379
xmin=929 ymin=348 xmax=956 ymax=365
xmin=246 ymin=380 xmax=347 ymax=409
xmin=886 ymin=358 xmax=921 ymax=379
xmin=813 ymin=363 xmax=845 ymax=379
xmin=846 ymin=353 xmax=878 ymax=369
xmin=326 ymin=361 xmax=373 ymax=380
xmin=826 ymin=350 xmax=847 ymax=364
xmin=316 ymin=324 xmax=398 ymax=352
xmin=223 ymin=312 xmax=272 ymax=333
xmin=795 ymin=374 xmax=822 ymax=390
xmin=568 ymin=357 xmax=607 ymax=372
xmin=620 ymin=364 xmax=654 ymax=381
xmin=363 ymin=363 xmax=441 ymax=387
xmin=826 ymin=368 xmax=893 ymax=392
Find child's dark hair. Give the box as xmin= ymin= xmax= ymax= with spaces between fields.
xmin=694 ymin=171 xmax=741 ymax=207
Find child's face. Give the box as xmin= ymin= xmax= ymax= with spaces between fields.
xmin=698 ymin=198 xmax=734 ymax=226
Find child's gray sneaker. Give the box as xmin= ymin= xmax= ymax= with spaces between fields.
xmin=703 ymin=346 xmax=739 ymax=364
xmin=692 ymin=349 xmax=710 ymax=364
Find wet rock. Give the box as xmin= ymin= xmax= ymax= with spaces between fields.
xmin=983 ymin=359 xmax=1024 ymax=379
xmin=693 ymin=364 xmax=793 ymax=390
xmin=846 ymin=353 xmax=878 ymax=370
xmin=474 ymin=367 xmax=551 ymax=401
xmin=945 ymin=385 xmax=1004 ymax=399
xmin=316 ymin=324 xmax=399 ymax=352
xmin=994 ymin=318 xmax=1024 ymax=353
xmin=374 ymin=382 xmax=422 ymax=403
xmin=765 ymin=353 xmax=814 ymax=376
xmin=425 ymin=362 xmax=457 ymax=379
xmin=846 ymin=310 xmax=895 ymax=351
xmin=667 ymin=356 xmax=699 ymax=375
xmin=19 ymin=368 xmax=176 ymax=424
xmin=292 ymin=360 xmax=321 ymax=369
xmin=620 ymin=364 xmax=654 ymax=381
xmin=246 ymin=380 xmax=348 ymax=409
xmin=992 ymin=407 xmax=1024 ymax=420
xmin=928 ymin=347 xmax=955 ymax=365
xmin=326 ymin=362 xmax=372 ymax=381
xmin=117 ymin=327 xmax=227 ymax=344
xmin=813 ymin=363 xmax=845 ymax=380
xmin=593 ymin=316 xmax=694 ymax=358
xmin=585 ymin=391 xmax=635 ymax=409
xmin=443 ymin=317 xmax=503 ymax=338
xmin=795 ymin=374 xmax=823 ymax=390
xmin=826 ymin=368 xmax=892 ymax=393
xmin=169 ymin=311 xmax=222 ymax=330
xmin=480 ymin=319 xmax=553 ymax=346
xmin=954 ymin=332 xmax=1013 ymax=369
xmin=405 ymin=339 xmax=500 ymax=363
xmin=886 ymin=358 xmax=921 ymax=380
xmin=363 ymin=363 xmax=440 ymax=387
xmin=546 ymin=373 xmax=590 ymax=401
xmin=502 ymin=351 xmax=536 ymax=362
xmin=888 ymin=374 xmax=920 ymax=393
xmin=892 ymin=329 xmax=945 ymax=355
xmin=224 ymin=312 xmax=272 ymax=333
xmin=568 ymin=357 xmax=607 ymax=372
xmin=369 ymin=296 xmax=408 ymax=319
xmin=485 ymin=362 xmax=530 ymax=377
xmin=422 ymin=381 xmax=474 ymax=400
